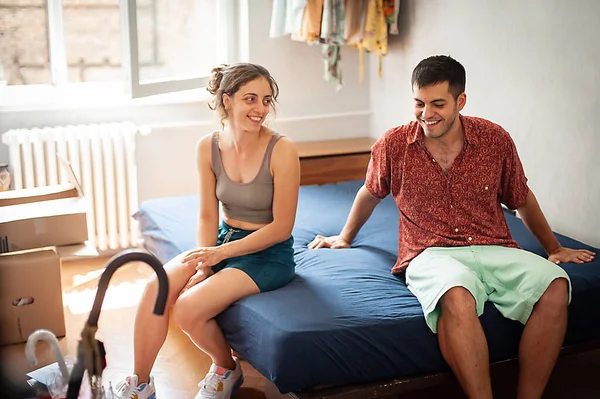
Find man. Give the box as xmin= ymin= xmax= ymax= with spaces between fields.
xmin=308 ymin=55 xmax=595 ymax=399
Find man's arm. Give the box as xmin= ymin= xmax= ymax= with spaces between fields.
xmin=516 ymin=190 xmax=595 ymax=264
xmin=308 ymin=185 xmax=382 ymax=249
xmin=309 ymin=129 xmax=393 ymax=249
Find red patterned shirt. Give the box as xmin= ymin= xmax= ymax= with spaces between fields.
xmin=366 ymin=115 xmax=530 ymax=274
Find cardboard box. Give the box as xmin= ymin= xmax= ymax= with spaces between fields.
xmin=0 ymin=184 xmax=78 ymax=207
xmin=0 ymin=247 xmax=66 ymax=346
xmin=0 ymin=196 xmax=88 ymax=253
xmin=56 ymin=241 xmax=99 ymax=260
xmin=0 ymin=159 xmax=88 ymax=253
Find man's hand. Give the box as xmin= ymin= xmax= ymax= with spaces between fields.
xmin=548 ymin=247 xmax=596 ymax=264
xmin=182 ymin=246 xmax=225 ymax=269
xmin=308 ymin=235 xmax=351 ymax=249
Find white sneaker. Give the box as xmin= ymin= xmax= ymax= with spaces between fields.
xmin=195 ymin=357 xmax=243 ymax=399
xmin=112 ymin=375 xmax=156 ymax=399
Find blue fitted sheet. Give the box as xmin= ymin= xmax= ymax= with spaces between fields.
xmin=133 ymin=180 xmax=600 ymax=394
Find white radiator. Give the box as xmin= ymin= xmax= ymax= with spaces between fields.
xmin=2 ymin=122 xmax=140 ymax=251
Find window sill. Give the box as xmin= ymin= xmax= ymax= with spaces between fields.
xmin=0 ymin=82 xmax=212 ymax=113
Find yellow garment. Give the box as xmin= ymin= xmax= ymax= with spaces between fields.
xmin=348 ymin=0 xmax=388 ymax=82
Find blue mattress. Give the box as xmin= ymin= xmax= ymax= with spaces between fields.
xmin=133 ymin=180 xmax=600 ymax=394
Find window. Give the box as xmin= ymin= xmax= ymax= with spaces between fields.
xmin=0 ymin=0 xmax=247 ymax=104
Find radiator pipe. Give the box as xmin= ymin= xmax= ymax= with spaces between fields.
xmin=66 ymin=249 xmax=169 ymax=399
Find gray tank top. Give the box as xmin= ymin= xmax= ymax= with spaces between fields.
xmin=211 ymin=131 xmax=282 ymax=224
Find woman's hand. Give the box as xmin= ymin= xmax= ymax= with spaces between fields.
xmin=182 ymin=267 xmax=215 ymax=293
xmin=182 ymin=246 xmax=226 ymax=269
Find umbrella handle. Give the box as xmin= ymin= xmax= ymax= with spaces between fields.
xmin=87 ymin=249 xmax=169 ymax=327
xmin=25 ymin=329 xmax=69 ymax=383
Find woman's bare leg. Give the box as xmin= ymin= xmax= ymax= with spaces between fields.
xmin=172 ymin=268 xmax=260 ymax=368
xmin=132 ymin=254 xmax=198 ymax=383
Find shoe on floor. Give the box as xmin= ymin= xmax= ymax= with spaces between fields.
xmin=112 ymin=375 xmax=156 ymax=399
xmin=195 ymin=357 xmax=243 ymax=399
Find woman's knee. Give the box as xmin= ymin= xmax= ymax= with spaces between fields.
xmin=143 ymin=273 xmax=175 ymax=305
xmin=172 ymin=294 xmax=207 ymax=333
xmin=145 ymin=256 xmax=194 ymax=307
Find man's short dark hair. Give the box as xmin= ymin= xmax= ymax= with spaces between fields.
xmin=411 ymin=55 xmax=466 ymax=99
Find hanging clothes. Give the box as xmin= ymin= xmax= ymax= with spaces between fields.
xmin=344 ymin=0 xmax=367 ymax=44
xmin=321 ymin=0 xmax=345 ymax=88
xmin=270 ymin=0 xmax=288 ymax=37
xmin=330 ymin=0 xmax=345 ymax=42
xmin=269 ymin=0 xmax=395 ymax=87
xmin=320 ymin=0 xmax=333 ymax=41
xmin=383 ymin=0 xmax=395 ymax=23
xmin=320 ymin=0 xmax=345 ymax=42
xmin=270 ymin=0 xmax=308 ymax=38
xmin=292 ymin=0 xmax=324 ymax=44
xmin=323 ymin=44 xmax=342 ymax=89
xmin=389 ymin=0 xmax=401 ymax=35
xmin=349 ymin=0 xmax=388 ymax=83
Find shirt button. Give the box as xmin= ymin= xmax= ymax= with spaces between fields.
xmin=484 ymin=186 xmax=489 ymax=190
xmin=450 ymin=205 xmax=453 ymax=209
xmin=455 ymin=228 xmax=459 ymax=232
xmin=468 ymin=237 xmax=473 ymax=241
xmin=432 ymin=159 xmax=436 ymax=163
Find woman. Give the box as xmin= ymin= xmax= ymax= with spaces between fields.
xmin=114 ymin=63 xmax=300 ymax=399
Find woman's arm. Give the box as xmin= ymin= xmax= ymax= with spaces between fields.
xmin=219 ymin=137 xmax=300 ymax=258
xmin=181 ymin=134 xmax=221 ymax=290
xmin=196 ymin=134 xmax=220 ymax=247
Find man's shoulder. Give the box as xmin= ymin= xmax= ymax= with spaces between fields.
xmin=377 ymin=121 xmax=420 ymax=148
xmin=462 ymin=115 xmax=513 ymax=146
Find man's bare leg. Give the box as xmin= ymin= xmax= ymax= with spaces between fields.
xmin=437 ymin=287 xmax=493 ymax=399
xmin=517 ymin=278 xmax=569 ymax=399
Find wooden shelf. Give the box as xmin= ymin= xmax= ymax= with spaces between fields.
xmin=297 ymin=137 xmax=375 ymax=186
xmin=297 ymin=137 xmax=376 ymax=159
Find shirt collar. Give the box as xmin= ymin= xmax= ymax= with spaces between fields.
xmin=407 ymin=115 xmax=478 ymax=146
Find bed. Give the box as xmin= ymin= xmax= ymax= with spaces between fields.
xmin=133 ymin=180 xmax=600 ymax=398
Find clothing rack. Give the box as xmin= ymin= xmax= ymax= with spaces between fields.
xmin=270 ymin=0 xmax=401 ymax=89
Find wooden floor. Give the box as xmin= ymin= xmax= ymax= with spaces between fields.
xmin=0 ymin=256 xmax=266 ymax=399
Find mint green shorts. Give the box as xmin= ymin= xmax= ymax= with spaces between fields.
xmin=405 ymin=246 xmax=572 ymax=333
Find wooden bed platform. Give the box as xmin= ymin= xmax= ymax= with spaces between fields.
xmin=263 ymin=340 xmax=600 ymax=398
xmin=269 ymin=137 xmax=600 ymax=398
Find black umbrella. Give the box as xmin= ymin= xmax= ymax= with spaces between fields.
xmin=66 ymin=249 xmax=169 ymax=399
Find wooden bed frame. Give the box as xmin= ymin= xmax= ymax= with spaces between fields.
xmin=263 ymin=340 xmax=600 ymax=398
xmin=261 ymin=138 xmax=600 ymax=398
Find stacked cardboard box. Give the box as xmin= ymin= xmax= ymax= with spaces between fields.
xmin=0 ymin=169 xmax=90 ymax=345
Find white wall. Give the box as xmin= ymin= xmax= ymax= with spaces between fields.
xmin=369 ymin=0 xmax=600 ymax=247
xmin=137 ymin=0 xmax=373 ymax=202
xmin=4 ymin=0 xmax=595 ymax=248
xmin=0 ymin=0 xmax=372 ymax=202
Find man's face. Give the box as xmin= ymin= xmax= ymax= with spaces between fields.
xmin=413 ymin=82 xmax=466 ymax=140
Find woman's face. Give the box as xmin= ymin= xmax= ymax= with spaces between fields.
xmin=224 ymin=77 xmax=273 ymax=133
